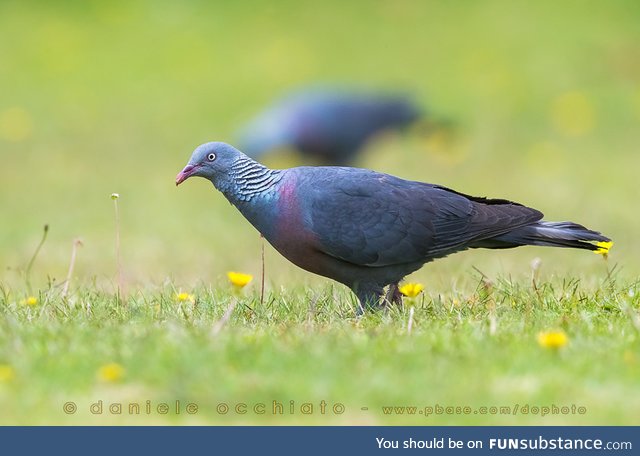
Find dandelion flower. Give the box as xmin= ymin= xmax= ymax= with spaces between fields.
xmin=175 ymin=292 xmax=195 ymax=303
xmin=0 ymin=364 xmax=15 ymax=382
xmin=98 ymin=363 xmax=125 ymax=382
xmin=399 ymin=283 xmax=425 ymax=298
xmin=22 ymin=296 xmax=38 ymax=306
xmin=0 ymin=107 xmax=32 ymax=142
xmin=537 ymin=330 xmax=568 ymax=350
xmin=227 ymin=271 xmax=253 ymax=288
xmin=623 ymin=350 xmax=635 ymax=365
xmin=594 ymin=241 xmax=613 ymax=256
xmin=551 ymin=91 xmax=595 ymax=137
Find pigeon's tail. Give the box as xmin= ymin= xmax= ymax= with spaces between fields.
xmin=475 ymin=221 xmax=613 ymax=255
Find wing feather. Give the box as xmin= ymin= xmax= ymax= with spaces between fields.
xmin=296 ymin=168 xmax=542 ymax=267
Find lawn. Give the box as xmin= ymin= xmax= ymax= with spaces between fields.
xmin=1 ymin=0 xmax=639 ymax=425
xmin=1 ymin=275 xmax=638 ymax=425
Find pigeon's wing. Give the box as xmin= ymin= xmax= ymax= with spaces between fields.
xmin=302 ymin=169 xmax=542 ymax=267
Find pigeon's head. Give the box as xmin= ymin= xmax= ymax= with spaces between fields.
xmin=176 ymin=142 xmax=245 ymax=187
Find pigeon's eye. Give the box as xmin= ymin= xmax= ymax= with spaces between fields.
xmin=207 ymin=153 xmax=216 ymax=161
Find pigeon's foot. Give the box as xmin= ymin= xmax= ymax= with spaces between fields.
xmin=354 ymin=283 xmax=385 ymax=315
xmin=384 ymin=283 xmax=404 ymax=307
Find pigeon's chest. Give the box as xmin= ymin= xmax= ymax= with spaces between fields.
xmin=267 ymin=179 xmax=321 ymax=268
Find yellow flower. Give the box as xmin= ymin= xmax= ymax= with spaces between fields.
xmin=0 ymin=107 xmax=32 ymax=142
xmin=98 ymin=363 xmax=125 ymax=382
xmin=0 ymin=364 xmax=15 ymax=382
xmin=594 ymin=241 xmax=613 ymax=256
xmin=227 ymin=271 xmax=253 ymax=288
xmin=175 ymin=292 xmax=195 ymax=303
xmin=399 ymin=283 xmax=425 ymax=298
xmin=551 ymin=91 xmax=595 ymax=137
xmin=22 ymin=296 xmax=38 ymax=306
xmin=623 ymin=350 xmax=635 ymax=365
xmin=537 ymin=330 xmax=569 ymax=350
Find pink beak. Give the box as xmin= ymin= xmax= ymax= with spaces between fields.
xmin=175 ymin=165 xmax=197 ymax=186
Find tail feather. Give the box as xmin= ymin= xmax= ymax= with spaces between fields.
xmin=475 ymin=221 xmax=612 ymax=254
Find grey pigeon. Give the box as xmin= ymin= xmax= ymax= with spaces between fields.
xmin=176 ymin=142 xmax=612 ymax=313
xmin=236 ymin=87 xmax=423 ymax=165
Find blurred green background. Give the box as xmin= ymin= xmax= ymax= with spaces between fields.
xmin=2 ymin=0 xmax=639 ymax=292
xmin=1 ymin=0 xmax=640 ymax=426
xmin=2 ymin=0 xmax=639 ymax=289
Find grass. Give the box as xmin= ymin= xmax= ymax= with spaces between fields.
xmin=1 ymin=0 xmax=639 ymax=425
xmin=0 ymin=267 xmax=638 ymax=425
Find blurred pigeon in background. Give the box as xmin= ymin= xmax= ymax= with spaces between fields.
xmin=236 ymin=87 xmax=429 ymax=166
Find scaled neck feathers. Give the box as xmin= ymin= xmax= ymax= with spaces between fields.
xmin=225 ymin=155 xmax=283 ymax=202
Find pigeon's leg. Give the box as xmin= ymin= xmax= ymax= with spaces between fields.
xmin=353 ymin=283 xmax=384 ymax=315
xmin=384 ymin=283 xmax=404 ymax=307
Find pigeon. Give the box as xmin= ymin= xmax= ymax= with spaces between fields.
xmin=236 ymin=87 xmax=423 ymax=165
xmin=176 ymin=142 xmax=612 ymax=313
